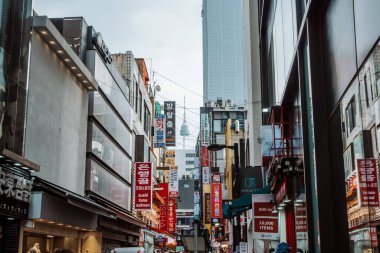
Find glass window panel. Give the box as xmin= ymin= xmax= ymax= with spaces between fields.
xmin=89 ymin=159 xmax=132 ymax=211
xmin=91 ymin=51 xmax=133 ymax=128
xmin=91 ymin=123 xmax=132 ymax=183
xmin=93 ymin=93 xmax=133 ymax=156
xmin=214 ymin=120 xmax=222 ymax=132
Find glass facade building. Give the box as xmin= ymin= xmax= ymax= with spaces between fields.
xmin=202 ymin=0 xmax=248 ymax=106
xmin=249 ymin=0 xmax=380 ymax=252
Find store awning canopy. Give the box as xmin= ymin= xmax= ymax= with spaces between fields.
xmin=223 ymin=186 xmax=271 ymax=219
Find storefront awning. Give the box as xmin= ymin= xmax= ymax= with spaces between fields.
xmin=149 ymin=226 xmax=176 ymax=239
xmin=223 ymin=186 xmax=271 ymax=219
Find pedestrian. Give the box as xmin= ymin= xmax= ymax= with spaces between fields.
xmin=28 ymin=243 xmax=41 ymax=253
xmin=274 ymin=242 xmax=291 ymax=253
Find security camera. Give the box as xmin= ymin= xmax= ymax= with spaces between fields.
xmin=234 ymin=120 xmax=240 ymax=134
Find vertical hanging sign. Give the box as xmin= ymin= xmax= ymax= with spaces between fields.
xmin=135 ymin=162 xmax=152 ymax=210
xmin=164 ymin=101 xmax=176 ymax=146
xmin=357 ymin=159 xmax=379 ymax=207
xmin=157 ymin=183 xmax=169 ymax=231
xmin=169 ymin=166 xmax=179 ymax=198
xmin=168 ymin=198 xmax=177 ymax=233
xmin=154 ymin=115 xmax=166 ymax=148
xmin=204 ymin=193 xmax=211 ymax=224
xmin=211 ymin=174 xmax=223 ymax=218
xmin=200 ymin=112 xmax=209 ymax=146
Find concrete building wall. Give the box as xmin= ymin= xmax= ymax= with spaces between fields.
xmin=25 ymin=32 xmax=88 ymax=195
xmin=175 ymin=149 xmax=196 ymax=179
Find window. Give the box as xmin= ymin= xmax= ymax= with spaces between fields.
xmin=144 ymin=102 xmax=151 ymax=137
xmin=139 ymin=90 xmax=143 ymax=122
xmin=134 ymin=78 xmax=138 ymax=111
xmin=186 ymin=160 xmax=194 ymax=165
xmin=345 ymin=97 xmax=356 ymax=134
xmin=185 ymin=153 xmax=196 ymax=157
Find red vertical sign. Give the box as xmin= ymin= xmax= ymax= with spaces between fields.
xmin=201 ymin=147 xmax=209 ymax=167
xmin=357 ymin=159 xmax=379 ymax=207
xmin=167 ymin=198 xmax=176 ymax=233
xmin=211 ymin=174 xmax=222 ymax=218
xmin=157 ymin=183 xmax=169 ymax=231
xmin=135 ymin=162 xmax=152 ymax=210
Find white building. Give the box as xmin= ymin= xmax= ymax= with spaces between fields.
xmin=175 ymin=149 xmax=197 ymax=179
xmin=202 ymin=0 xmax=249 ymax=106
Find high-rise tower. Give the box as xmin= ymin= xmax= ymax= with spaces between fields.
xmin=202 ymin=0 xmax=248 ymax=106
xmin=180 ymin=96 xmax=190 ymax=149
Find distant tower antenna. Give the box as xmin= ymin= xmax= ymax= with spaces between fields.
xmin=180 ymin=95 xmax=190 ymax=149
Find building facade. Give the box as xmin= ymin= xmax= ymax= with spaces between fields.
xmin=202 ymin=0 xmax=248 ymax=106
xmin=174 ymin=149 xmax=197 ymax=179
xmin=246 ymin=0 xmax=380 ymax=253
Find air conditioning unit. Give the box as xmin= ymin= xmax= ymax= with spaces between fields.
xmin=216 ymin=98 xmax=223 ymax=107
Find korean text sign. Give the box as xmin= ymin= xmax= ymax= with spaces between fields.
xmin=211 ymin=174 xmax=222 ymax=218
xmin=252 ymin=194 xmax=279 ymax=240
xmin=168 ymin=198 xmax=176 ymax=233
xmin=164 ymin=101 xmax=176 ymax=146
xmin=135 ymin=162 xmax=152 ymax=210
xmin=169 ymin=167 xmax=179 ymax=198
xmin=201 ymin=113 xmax=209 ymax=146
xmin=154 ymin=115 xmax=166 ymax=148
xmin=357 ymin=159 xmax=379 ymax=207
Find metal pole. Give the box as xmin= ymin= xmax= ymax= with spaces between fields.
xmin=233 ymin=143 xmax=241 ymax=253
xmin=194 ymin=222 xmax=198 ymax=253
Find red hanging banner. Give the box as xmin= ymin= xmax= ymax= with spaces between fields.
xmin=157 ymin=183 xmax=169 ymax=231
xmin=357 ymin=159 xmax=379 ymax=207
xmin=201 ymin=147 xmax=209 ymax=167
xmin=135 ymin=162 xmax=152 ymax=210
xmin=167 ymin=198 xmax=177 ymax=233
xmin=211 ymin=174 xmax=222 ymax=218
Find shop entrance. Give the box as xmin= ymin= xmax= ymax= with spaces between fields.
xmin=23 ymin=233 xmax=79 ymax=253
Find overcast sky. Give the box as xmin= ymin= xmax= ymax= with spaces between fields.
xmin=34 ymin=0 xmax=203 ymax=149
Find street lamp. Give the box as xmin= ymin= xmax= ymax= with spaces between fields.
xmin=207 ymin=143 xmax=241 ymax=253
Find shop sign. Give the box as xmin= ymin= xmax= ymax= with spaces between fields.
xmin=167 ymin=198 xmax=176 ymax=233
xmin=371 ymin=227 xmax=378 ymax=246
xmin=211 ymin=175 xmax=222 ymax=218
xmin=239 ymin=242 xmax=248 ymax=253
xmin=252 ymin=194 xmax=279 ymax=240
xmin=202 ymin=167 xmax=210 ymax=184
xmin=204 ymin=193 xmax=211 ymax=224
xmin=275 ymin=178 xmax=287 ymax=204
xmin=154 ymin=115 xmax=166 ymax=148
xmin=201 ymin=113 xmax=210 ymax=146
xmin=194 ymin=191 xmax=200 ymax=204
xmin=164 ymin=101 xmax=176 ymax=146
xmin=169 ymin=167 xmax=179 ymax=198
xmin=357 ymin=159 xmax=379 ymax=207
xmin=157 ymin=183 xmax=168 ymax=231
xmin=164 ymin=150 xmax=175 ymax=167
xmin=135 ymin=162 xmax=152 ymax=210
xmin=240 ymin=166 xmax=263 ymax=195
xmin=201 ymin=147 xmax=209 ymax=167
xmin=194 ymin=203 xmax=200 ymax=221
xmin=350 ymin=227 xmax=378 ymax=246
xmin=0 ymin=168 xmax=33 ymax=203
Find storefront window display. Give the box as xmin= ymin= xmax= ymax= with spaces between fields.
xmin=341 ymin=40 xmax=380 ymax=253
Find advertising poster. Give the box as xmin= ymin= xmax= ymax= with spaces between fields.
xmin=211 ymin=174 xmax=222 ymax=218
xmin=154 ymin=115 xmax=166 ymax=148
xmin=294 ymin=196 xmax=308 ymax=240
xmin=252 ymin=194 xmax=279 ymax=240
xmin=168 ymin=198 xmax=177 ymax=233
xmin=169 ymin=167 xmax=179 ymax=198
xmin=357 ymin=158 xmax=379 ymax=207
xmin=201 ymin=112 xmax=210 ymax=146
xmin=157 ymin=183 xmax=169 ymax=231
xmin=135 ymin=162 xmax=152 ymax=210
xmin=164 ymin=101 xmax=176 ymax=146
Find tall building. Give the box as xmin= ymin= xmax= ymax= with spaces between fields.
xmin=202 ymin=0 xmax=248 ymax=106
xmin=244 ymin=1 xmax=380 ymax=253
